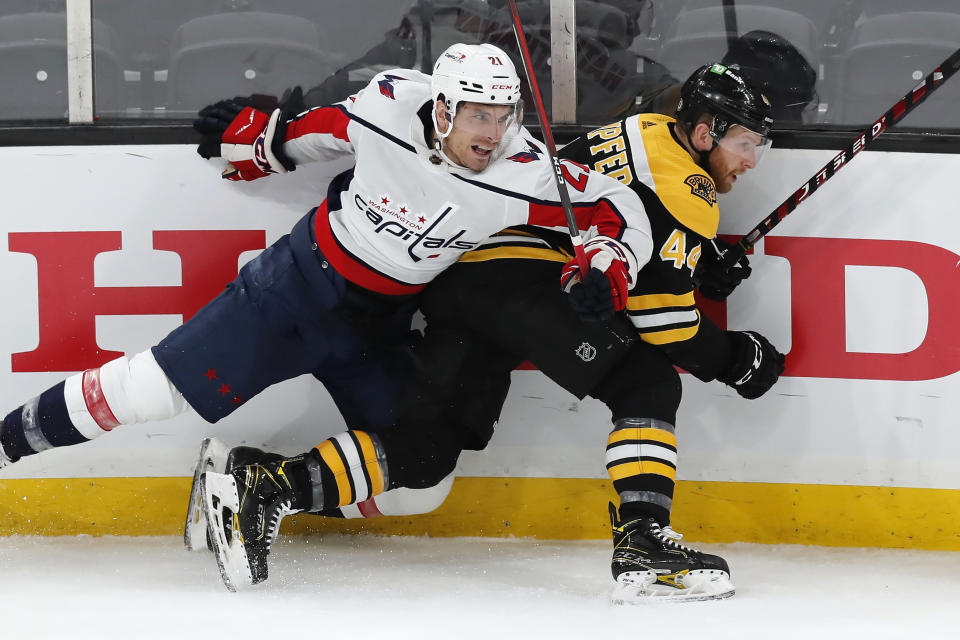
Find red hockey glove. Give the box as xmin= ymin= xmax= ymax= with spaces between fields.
xmin=561 ymin=236 xmax=637 ymax=323
xmin=194 ymin=87 xmax=304 ymax=181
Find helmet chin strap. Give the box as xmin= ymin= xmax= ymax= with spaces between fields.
xmin=430 ymin=103 xmax=469 ymax=169
xmin=680 ymin=122 xmax=717 ymax=173
xmin=695 ymin=141 xmax=717 ymax=173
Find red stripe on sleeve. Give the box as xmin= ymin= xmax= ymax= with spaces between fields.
xmin=82 ymin=368 xmax=120 ymax=431
xmin=526 ymin=200 xmax=626 ymax=239
xmin=285 ymin=106 xmax=351 ymax=143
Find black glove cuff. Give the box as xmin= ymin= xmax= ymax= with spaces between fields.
xmin=270 ymin=86 xmax=306 ymax=173
xmin=568 ymin=268 xmax=615 ymax=323
xmin=716 ymin=331 xmax=758 ymax=386
xmin=270 ymin=119 xmax=297 ymax=173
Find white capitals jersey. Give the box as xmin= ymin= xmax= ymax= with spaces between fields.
xmin=282 ymin=69 xmax=652 ymax=296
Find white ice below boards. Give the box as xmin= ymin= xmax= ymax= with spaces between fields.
xmin=0 ymin=534 xmax=957 ymax=639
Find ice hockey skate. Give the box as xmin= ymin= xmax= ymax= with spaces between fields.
xmin=184 ymin=438 xmax=284 ymax=551
xmin=184 ymin=437 xmax=230 ymax=551
xmin=201 ymin=458 xmax=308 ymax=591
xmin=608 ymin=503 xmax=735 ymax=603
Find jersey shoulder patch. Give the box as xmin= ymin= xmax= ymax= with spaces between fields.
xmin=683 ymin=174 xmax=717 ymax=206
xmin=377 ymin=74 xmax=407 ymax=100
xmin=506 ymin=139 xmax=544 ymax=163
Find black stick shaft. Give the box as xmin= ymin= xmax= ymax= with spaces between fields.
xmin=506 ymin=0 xmax=589 ymax=271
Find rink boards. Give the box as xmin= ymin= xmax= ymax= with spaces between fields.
xmin=0 ymin=145 xmax=958 ymax=549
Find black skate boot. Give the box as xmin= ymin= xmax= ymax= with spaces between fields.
xmin=201 ymin=455 xmax=320 ymax=591
xmin=184 ymin=438 xmax=287 ymax=551
xmin=608 ymin=503 xmax=735 ymax=603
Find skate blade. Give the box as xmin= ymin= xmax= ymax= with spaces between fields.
xmin=184 ymin=437 xmax=230 ymax=551
xmin=612 ymin=570 xmax=736 ymax=604
xmin=200 ymin=471 xmax=253 ymax=592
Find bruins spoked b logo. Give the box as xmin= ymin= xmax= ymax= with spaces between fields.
xmin=684 ymin=174 xmax=717 ymax=205
xmin=576 ymin=342 xmax=597 ymax=362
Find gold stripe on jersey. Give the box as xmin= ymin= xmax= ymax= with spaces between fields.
xmin=626 ymin=288 xmax=700 ymax=345
xmin=626 ymin=291 xmax=696 ymax=312
xmin=458 ymin=245 xmax=570 ymax=263
xmin=638 ymin=321 xmax=700 ymax=346
xmin=622 ymin=114 xmax=719 ymax=239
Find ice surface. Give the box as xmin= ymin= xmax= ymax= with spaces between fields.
xmin=0 ymin=535 xmax=956 ymax=639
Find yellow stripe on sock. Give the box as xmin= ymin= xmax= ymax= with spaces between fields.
xmin=608 ymin=427 xmax=677 ymax=448
xmin=315 ymin=439 xmax=353 ymax=506
xmin=607 ymin=460 xmax=676 ymax=482
xmin=352 ymin=430 xmax=385 ymax=495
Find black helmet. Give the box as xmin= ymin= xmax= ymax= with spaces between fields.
xmin=676 ymin=63 xmax=774 ymax=141
xmin=721 ymin=30 xmax=817 ymax=122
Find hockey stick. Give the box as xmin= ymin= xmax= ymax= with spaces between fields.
xmin=506 ymin=0 xmax=589 ymax=272
xmin=723 ymin=46 xmax=960 ymax=267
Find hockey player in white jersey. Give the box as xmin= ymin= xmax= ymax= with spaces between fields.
xmin=184 ymin=62 xmax=785 ymax=601
xmin=0 ymin=43 xmax=653 ymax=591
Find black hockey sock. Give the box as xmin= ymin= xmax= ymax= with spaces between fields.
xmin=618 ymin=499 xmax=670 ymax=527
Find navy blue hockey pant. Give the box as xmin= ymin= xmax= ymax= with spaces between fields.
xmin=151 ymin=211 xmax=417 ymax=432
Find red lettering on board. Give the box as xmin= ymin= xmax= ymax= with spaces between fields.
xmin=8 ymin=230 xmax=265 ymax=372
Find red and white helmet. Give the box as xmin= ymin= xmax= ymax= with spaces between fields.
xmin=431 ymin=43 xmax=523 ymax=144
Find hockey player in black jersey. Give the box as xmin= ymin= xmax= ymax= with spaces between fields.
xmin=191 ymin=63 xmax=785 ymax=601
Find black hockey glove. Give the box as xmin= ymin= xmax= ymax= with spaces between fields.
xmin=566 ymin=267 xmax=617 ymax=323
xmin=561 ymin=237 xmax=635 ymax=323
xmin=716 ymin=330 xmax=785 ymax=399
xmin=692 ymin=237 xmax=752 ymax=301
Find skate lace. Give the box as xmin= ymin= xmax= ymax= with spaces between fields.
xmin=648 ymin=522 xmax=697 ymax=554
xmin=265 ymin=498 xmax=295 ymax=547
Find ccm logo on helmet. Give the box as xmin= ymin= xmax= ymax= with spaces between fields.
xmin=490 ymin=84 xmax=514 ymax=90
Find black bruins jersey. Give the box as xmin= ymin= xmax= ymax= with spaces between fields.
xmin=457 ymin=113 xmax=734 ymax=382
xmin=564 ymin=113 xmax=716 ymax=345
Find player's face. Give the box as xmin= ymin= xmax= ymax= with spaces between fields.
xmin=708 ymin=125 xmax=769 ymax=194
xmin=443 ymin=102 xmax=518 ymax=171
